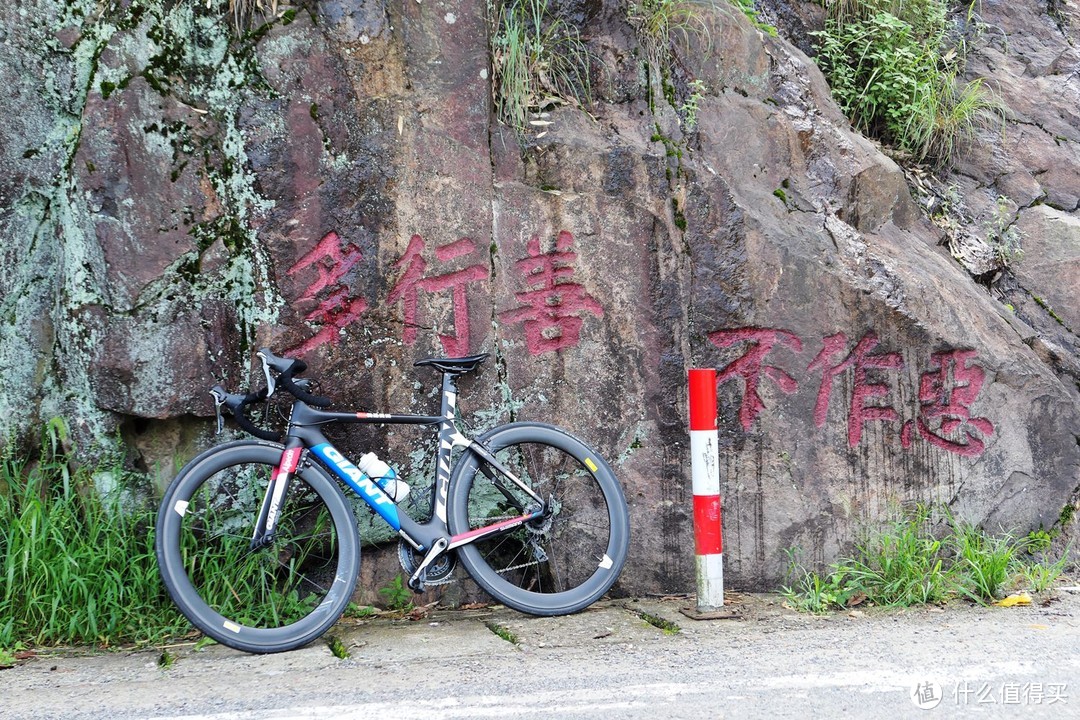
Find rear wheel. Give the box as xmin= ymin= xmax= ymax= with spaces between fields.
xmin=155 ymin=441 xmax=359 ymax=653
xmin=448 ymin=423 xmax=630 ymax=615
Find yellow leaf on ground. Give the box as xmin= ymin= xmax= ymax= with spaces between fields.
xmin=994 ymin=593 xmax=1032 ymax=607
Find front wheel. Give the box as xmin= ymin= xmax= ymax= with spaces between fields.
xmin=448 ymin=423 xmax=630 ymax=615
xmin=155 ymin=441 xmax=360 ymax=653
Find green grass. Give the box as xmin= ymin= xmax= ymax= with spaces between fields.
xmin=950 ymin=519 xmax=1015 ymax=602
xmin=629 ymin=0 xmax=714 ymax=66
xmin=811 ymin=0 xmax=1000 ymax=166
xmin=839 ymin=507 xmax=952 ymax=606
xmin=783 ymin=505 xmax=1070 ymax=613
xmin=489 ymin=0 xmax=592 ymax=133
xmin=0 ymin=429 xmax=189 ymax=648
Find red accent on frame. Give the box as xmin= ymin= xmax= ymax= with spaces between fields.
xmin=688 ymin=368 xmax=718 ymax=431
xmin=450 ymin=511 xmax=541 ymax=546
xmin=693 ymin=494 xmax=722 ymax=555
xmin=276 ymin=447 xmax=303 ymax=477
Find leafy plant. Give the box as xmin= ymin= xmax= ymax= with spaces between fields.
xmin=489 ymin=0 xmax=593 ymax=133
xmin=729 ymin=0 xmax=778 ymax=35
xmin=812 ymin=0 xmax=1000 ymax=166
xmin=781 ymin=552 xmax=854 ymax=614
xmin=1024 ymin=529 xmax=1054 ymax=554
xmin=678 ymin=79 xmax=707 ymax=130
xmin=378 ymin=575 xmax=414 ymax=612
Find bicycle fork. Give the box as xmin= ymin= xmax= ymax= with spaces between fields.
xmin=251 ymin=442 xmax=304 ymax=549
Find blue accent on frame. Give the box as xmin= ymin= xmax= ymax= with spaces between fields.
xmin=310 ymin=443 xmax=401 ymax=531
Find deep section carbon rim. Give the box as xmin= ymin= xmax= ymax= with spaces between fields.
xmin=156 ymin=442 xmax=359 ymax=653
xmin=449 ymin=423 xmax=629 ymax=615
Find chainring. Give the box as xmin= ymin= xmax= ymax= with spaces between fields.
xmin=397 ymin=540 xmax=457 ymax=585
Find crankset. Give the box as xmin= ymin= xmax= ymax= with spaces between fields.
xmin=397 ymin=539 xmax=457 ymax=586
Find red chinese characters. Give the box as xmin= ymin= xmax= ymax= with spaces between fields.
xmin=708 ymin=328 xmax=802 ymax=431
xmin=499 ymin=231 xmax=604 ymax=355
xmin=387 ymin=234 xmax=489 ymax=357
xmin=901 ymin=349 xmax=995 ymax=457
xmin=711 ymin=327 xmax=995 ymax=457
xmin=283 ymin=228 xmax=604 ymax=358
xmin=285 ymin=231 xmax=368 ymax=356
xmin=808 ymin=332 xmax=903 ymax=446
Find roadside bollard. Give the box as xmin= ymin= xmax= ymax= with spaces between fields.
xmin=688 ymin=368 xmax=724 ymax=610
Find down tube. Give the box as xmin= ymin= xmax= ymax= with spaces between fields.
xmin=309 ymin=443 xmax=401 ymax=531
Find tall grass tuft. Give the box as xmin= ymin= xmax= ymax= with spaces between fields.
xmin=0 ymin=427 xmax=187 ymax=648
xmin=838 ymin=507 xmax=951 ymax=606
xmin=489 ymin=0 xmax=593 ymax=133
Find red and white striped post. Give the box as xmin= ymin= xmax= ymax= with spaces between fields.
xmin=688 ymin=368 xmax=724 ymax=610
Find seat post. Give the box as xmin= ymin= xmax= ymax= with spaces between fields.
xmin=440 ymin=372 xmax=460 ymax=419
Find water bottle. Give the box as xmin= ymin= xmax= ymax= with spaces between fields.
xmin=357 ymin=452 xmax=410 ymax=502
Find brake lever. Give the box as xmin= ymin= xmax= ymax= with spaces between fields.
xmin=209 ymin=386 xmax=227 ymax=435
xmin=257 ymin=351 xmax=277 ymax=398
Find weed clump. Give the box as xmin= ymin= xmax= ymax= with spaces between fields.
xmin=783 ymin=505 xmax=1070 ymax=613
xmin=489 ymin=0 xmax=592 ymax=133
xmin=0 ymin=423 xmax=187 ymax=648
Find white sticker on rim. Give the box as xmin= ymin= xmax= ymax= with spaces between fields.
xmin=223 ymin=621 xmax=242 ymax=633
xmin=173 ymin=500 xmax=189 ymax=517
xmin=599 ymin=554 xmax=613 ymax=569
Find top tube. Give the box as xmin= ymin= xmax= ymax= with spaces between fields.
xmin=288 ymin=402 xmax=442 ymax=428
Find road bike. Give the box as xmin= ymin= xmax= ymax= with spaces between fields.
xmin=155 ymin=349 xmax=631 ymax=653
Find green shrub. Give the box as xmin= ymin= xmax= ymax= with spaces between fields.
xmin=812 ymin=0 xmax=999 ymax=165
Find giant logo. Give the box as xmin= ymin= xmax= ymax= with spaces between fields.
xmin=318 ymin=446 xmax=394 ymax=507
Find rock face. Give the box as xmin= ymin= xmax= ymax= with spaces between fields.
xmin=1 ymin=0 xmax=1077 ymax=593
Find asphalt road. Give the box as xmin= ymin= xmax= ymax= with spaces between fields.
xmin=4 ymin=589 xmax=1079 ymax=719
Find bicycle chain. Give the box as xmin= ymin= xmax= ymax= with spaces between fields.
xmin=479 ymin=513 xmax=550 ymax=575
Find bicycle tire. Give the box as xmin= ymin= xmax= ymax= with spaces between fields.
xmin=155 ymin=441 xmax=359 ymax=653
xmin=447 ymin=422 xmax=630 ymax=615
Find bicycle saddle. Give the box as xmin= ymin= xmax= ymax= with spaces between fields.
xmin=414 ymin=354 xmax=490 ymax=375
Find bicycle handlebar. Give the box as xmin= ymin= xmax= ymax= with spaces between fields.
xmin=211 ymin=350 xmax=333 ymax=440
xmin=210 ymin=385 xmax=280 ymax=442
xmin=257 ymin=348 xmax=332 ymax=407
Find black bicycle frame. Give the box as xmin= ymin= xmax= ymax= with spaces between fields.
xmin=253 ymin=372 xmax=547 ymax=586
